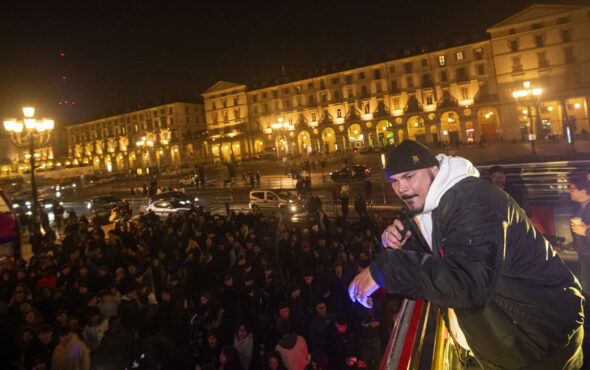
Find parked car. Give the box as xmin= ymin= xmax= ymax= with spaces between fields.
xmin=147 ymin=199 xmax=193 ymax=217
xmin=330 ymin=165 xmax=372 ymax=182
xmin=148 ymin=191 xmax=198 ymax=206
xmin=248 ymin=189 xmax=304 ymax=215
xmin=86 ymin=195 xmax=120 ymax=217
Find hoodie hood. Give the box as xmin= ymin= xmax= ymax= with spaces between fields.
xmin=415 ymin=154 xmax=479 ymax=249
xmin=278 ymin=333 xmax=298 ymax=349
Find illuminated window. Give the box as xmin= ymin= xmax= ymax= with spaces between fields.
xmin=337 ymin=108 xmax=342 ymax=118
xmin=393 ymin=98 xmax=400 ymax=110
xmin=426 ymin=95 xmax=433 ymax=105
xmin=455 ymin=51 xmax=464 ymax=61
xmin=438 ymin=55 xmax=446 ymax=67
xmin=473 ymin=47 xmax=483 ymax=60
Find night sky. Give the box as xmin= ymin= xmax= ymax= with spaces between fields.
xmin=0 ymin=0 xmax=573 ymax=126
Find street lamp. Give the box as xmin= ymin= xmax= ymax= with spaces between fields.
xmin=4 ymin=107 xmax=54 ymax=235
xmin=512 ymin=81 xmax=542 ymax=155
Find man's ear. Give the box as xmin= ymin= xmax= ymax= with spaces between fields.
xmin=430 ymin=165 xmax=440 ymax=177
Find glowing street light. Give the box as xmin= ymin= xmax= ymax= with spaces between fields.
xmin=512 ymin=81 xmax=542 ymax=155
xmin=3 ymin=107 xmax=54 ymax=235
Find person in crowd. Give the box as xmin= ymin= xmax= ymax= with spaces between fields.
xmin=570 ymin=173 xmax=590 ymax=292
xmin=52 ymin=326 xmax=91 ymax=370
xmin=488 ymin=165 xmax=526 ymax=208
xmin=263 ymin=350 xmax=287 ymax=370
xmin=274 ymin=318 xmax=308 ymax=370
xmin=349 ymin=140 xmax=584 ymax=369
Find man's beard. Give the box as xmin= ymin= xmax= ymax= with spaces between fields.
xmin=402 ymin=195 xmax=424 ymax=215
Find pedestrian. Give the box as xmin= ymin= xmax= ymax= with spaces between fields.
xmin=255 ymin=170 xmax=261 ymax=188
xmin=349 ymin=140 xmax=584 ymax=369
xmin=568 ymin=173 xmax=590 ymax=293
xmin=364 ymin=179 xmax=372 ymax=203
xmin=354 ymin=194 xmax=367 ymax=219
xmin=340 ymin=183 xmax=350 ymax=218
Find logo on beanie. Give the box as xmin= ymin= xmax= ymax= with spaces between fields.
xmin=412 ymin=155 xmax=419 ymax=164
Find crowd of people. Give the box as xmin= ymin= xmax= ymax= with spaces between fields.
xmin=0 ymin=201 xmax=400 ymax=370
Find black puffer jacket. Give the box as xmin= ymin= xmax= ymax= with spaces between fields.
xmin=370 ymin=177 xmax=584 ymax=369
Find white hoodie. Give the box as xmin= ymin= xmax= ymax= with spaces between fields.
xmin=414 ymin=154 xmax=479 ymax=351
xmin=415 ymin=154 xmax=479 ymax=250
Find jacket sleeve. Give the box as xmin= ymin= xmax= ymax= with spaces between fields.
xmin=370 ymin=200 xmax=502 ymax=309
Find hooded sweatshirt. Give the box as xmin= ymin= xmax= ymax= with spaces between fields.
xmin=415 ymin=154 xmax=479 ymax=250
xmin=413 ymin=154 xmax=479 ymax=350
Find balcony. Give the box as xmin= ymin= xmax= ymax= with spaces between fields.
xmin=404 ymin=96 xmax=423 ymax=114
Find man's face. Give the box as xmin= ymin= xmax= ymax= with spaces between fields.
xmin=59 ymin=333 xmax=72 ymax=345
xmin=569 ymin=184 xmax=589 ymax=203
xmin=316 ymin=303 xmax=326 ymax=316
xmin=279 ymin=307 xmax=290 ymax=319
xmin=389 ymin=166 xmax=439 ymax=215
xmin=304 ymin=276 xmax=313 ymax=285
xmin=489 ymin=171 xmax=506 ymax=189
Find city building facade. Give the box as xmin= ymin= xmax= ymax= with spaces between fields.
xmin=65 ymin=102 xmax=205 ymax=174
xmin=202 ymin=3 xmax=590 ymax=162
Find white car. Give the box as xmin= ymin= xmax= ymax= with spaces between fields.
xmin=248 ymin=189 xmax=304 ymax=215
xmin=147 ymin=199 xmax=193 ymax=217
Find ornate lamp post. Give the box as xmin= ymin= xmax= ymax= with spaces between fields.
xmin=512 ymin=81 xmax=542 ymax=155
xmin=4 ymin=107 xmax=54 ymax=234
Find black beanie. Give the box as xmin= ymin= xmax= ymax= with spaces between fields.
xmin=384 ymin=140 xmax=439 ymax=178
